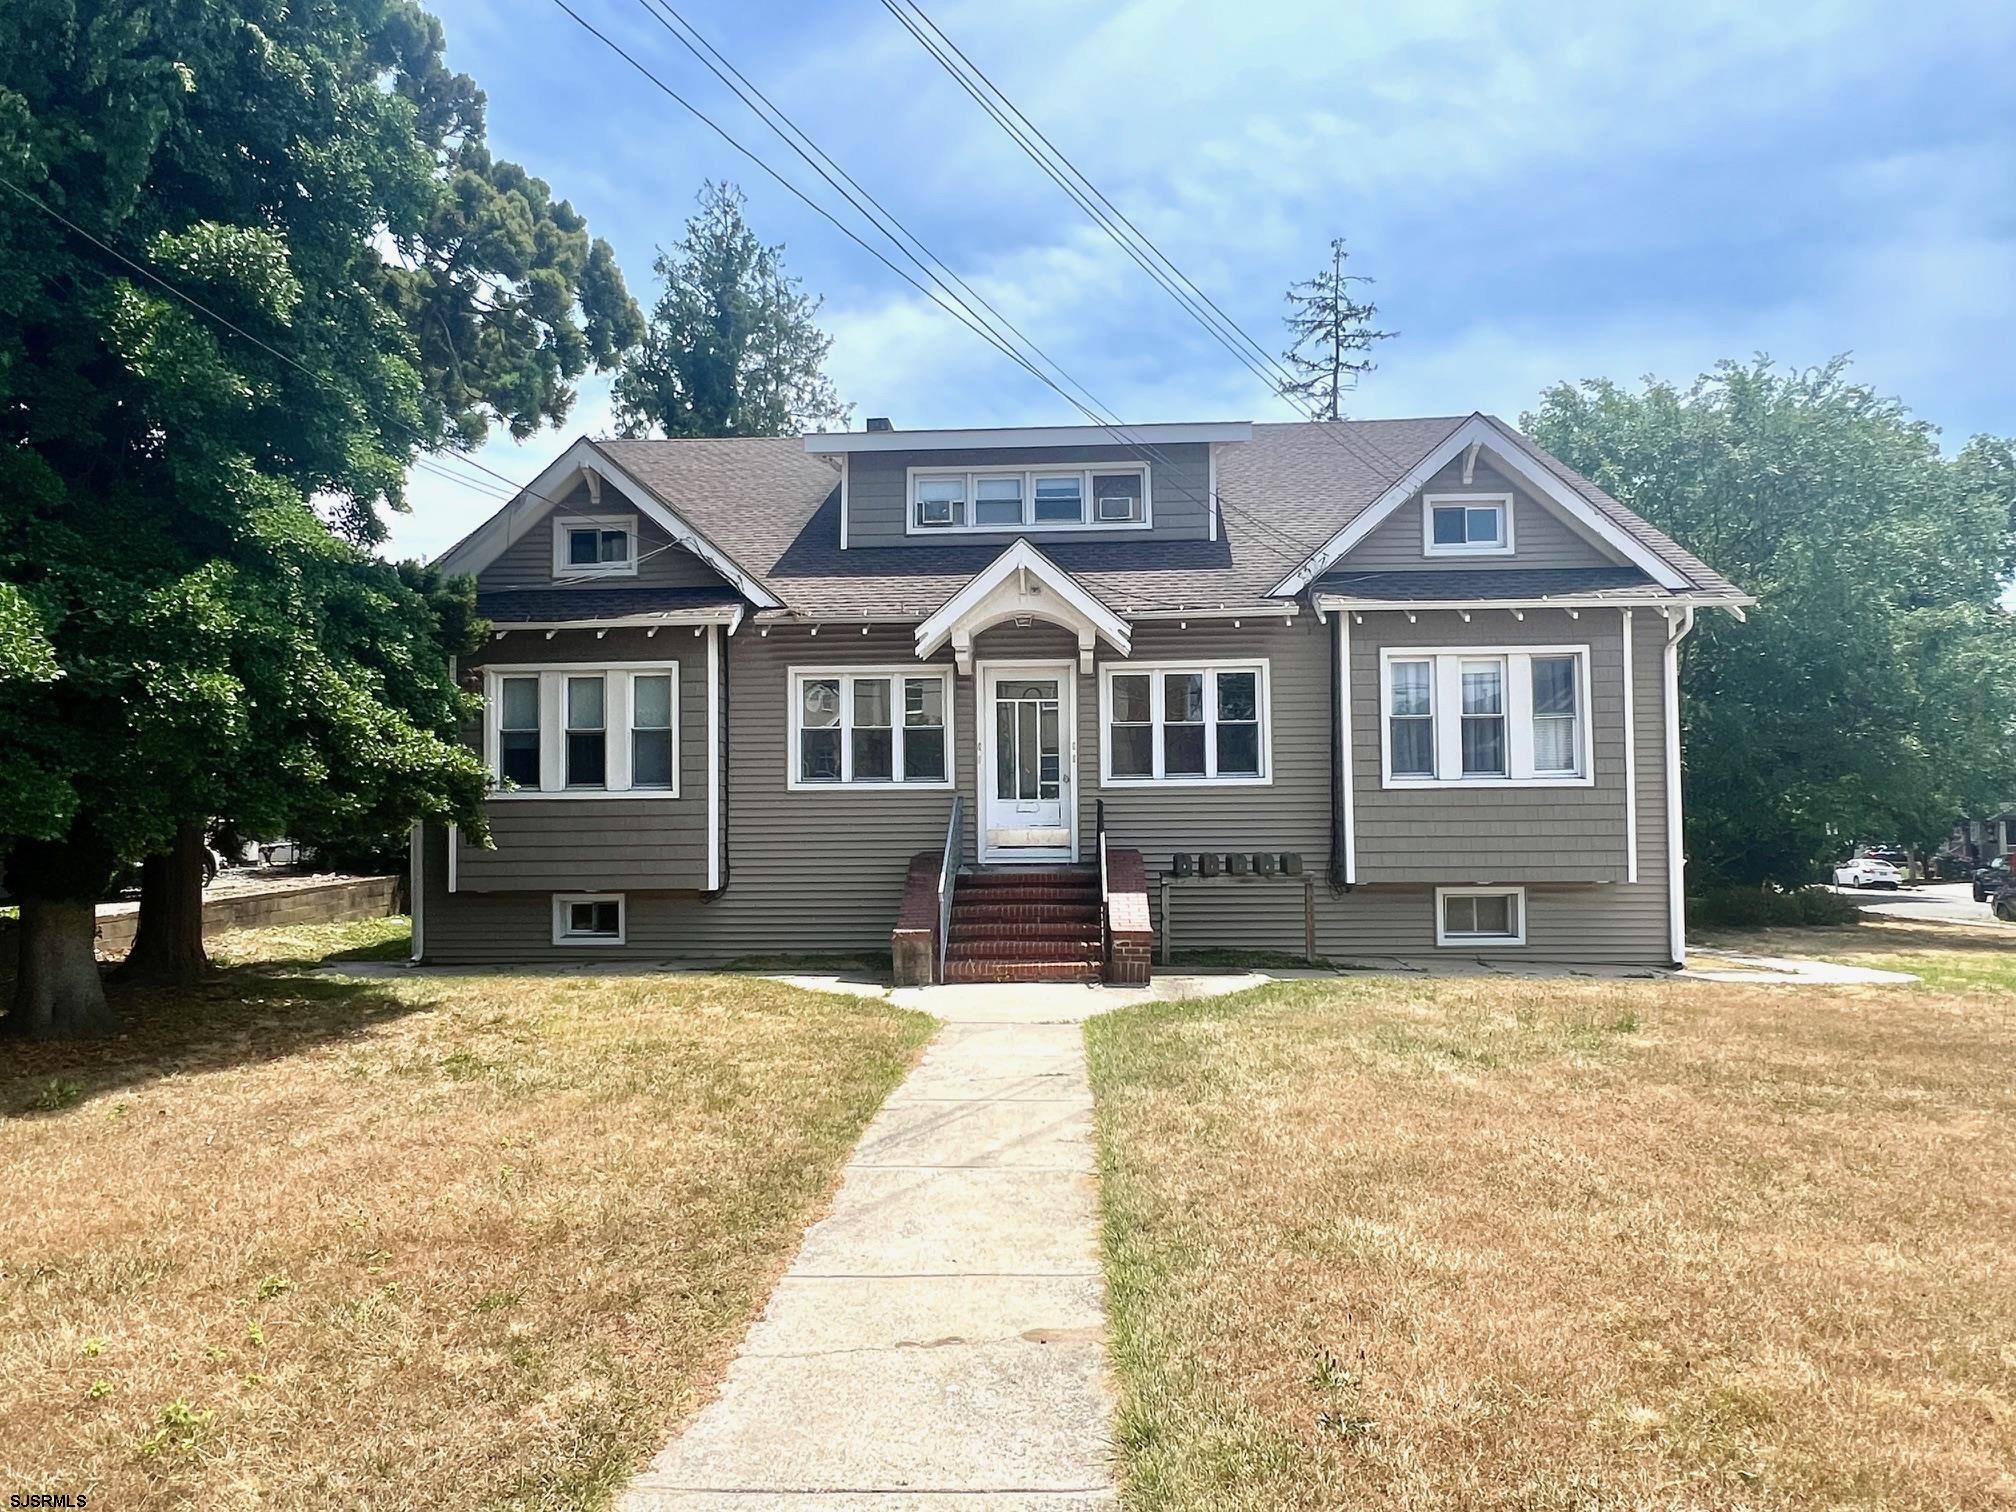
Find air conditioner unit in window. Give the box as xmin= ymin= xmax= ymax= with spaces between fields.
xmin=1096 ymin=495 xmax=1138 ymax=522
xmin=918 ymin=501 xmax=953 ymax=526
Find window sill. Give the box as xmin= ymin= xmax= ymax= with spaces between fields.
xmin=1436 ymin=935 xmax=1525 ymax=948
xmin=905 ymin=519 xmax=1155 ymax=537
xmin=553 ymin=935 xmax=627 ymax=947
xmin=1382 ymin=774 xmax=1592 ymax=790
xmin=489 ymin=788 xmax=683 ymax=801
xmin=1099 ymin=775 xmax=1271 ymax=789
xmin=784 ymin=778 xmax=956 ymax=794
xmin=552 ymin=563 xmax=639 ymax=579
xmin=1421 ymin=544 xmax=1514 ymax=558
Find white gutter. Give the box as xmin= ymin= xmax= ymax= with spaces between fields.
xmin=1663 ymin=606 xmax=1696 ymax=965
xmin=486 ymin=606 xmax=745 ymax=636
xmin=803 ymin=420 xmax=1252 ymax=453
xmin=1313 ymin=593 xmax=1752 ymax=615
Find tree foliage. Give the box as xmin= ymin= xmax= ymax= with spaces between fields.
xmin=614 ymin=182 xmax=850 ymax=439
xmin=0 ymin=0 xmax=641 ymax=1030
xmin=1280 ymin=237 xmax=1393 ymax=420
xmin=1526 ymin=357 xmax=2016 ymax=886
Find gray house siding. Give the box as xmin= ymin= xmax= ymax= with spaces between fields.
xmin=1342 ymin=454 xmax=1625 ymax=572
xmin=453 ymin=628 xmax=713 ymax=892
xmin=845 ymin=442 xmax=1213 ymax=548
xmin=479 ymin=485 xmax=728 ymax=591
xmin=418 ymin=609 xmax=1678 ymax=967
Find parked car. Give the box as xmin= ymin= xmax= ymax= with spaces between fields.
xmin=1975 ymin=855 xmax=2012 ymax=904
xmin=1834 ymin=856 xmax=1904 ymax=889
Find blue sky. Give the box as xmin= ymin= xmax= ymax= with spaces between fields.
xmin=388 ymin=0 xmax=2016 ymax=560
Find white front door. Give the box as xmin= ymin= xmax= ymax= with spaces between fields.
xmin=979 ymin=662 xmax=1075 ymax=862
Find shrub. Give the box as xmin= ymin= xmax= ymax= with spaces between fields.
xmin=1689 ymin=885 xmax=1862 ymax=930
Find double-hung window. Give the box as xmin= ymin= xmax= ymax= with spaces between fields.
xmin=1102 ymin=663 xmax=1269 ymax=784
xmin=552 ymin=514 xmax=638 ymax=576
xmin=1380 ymin=648 xmax=1589 ymax=786
xmin=1423 ymin=493 xmax=1512 ymax=556
xmin=910 ymin=464 xmax=1150 ymax=532
xmin=790 ymin=668 xmax=952 ymax=788
xmin=484 ymin=664 xmax=680 ymax=796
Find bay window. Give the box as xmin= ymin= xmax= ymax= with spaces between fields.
xmin=790 ymin=668 xmax=952 ymax=789
xmin=910 ymin=463 xmax=1150 ymax=532
xmin=1101 ymin=663 xmax=1270 ymax=785
xmin=483 ymin=664 xmax=680 ymax=797
xmin=1380 ymin=647 xmax=1590 ymax=786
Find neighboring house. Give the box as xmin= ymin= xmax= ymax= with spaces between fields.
xmin=415 ymin=413 xmax=1750 ymax=978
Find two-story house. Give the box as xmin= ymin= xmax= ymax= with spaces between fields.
xmin=416 ymin=413 xmax=1750 ymax=979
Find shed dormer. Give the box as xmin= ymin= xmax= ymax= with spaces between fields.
xmin=805 ymin=420 xmax=1252 ymax=550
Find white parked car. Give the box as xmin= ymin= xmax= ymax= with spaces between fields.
xmin=1833 ymin=857 xmax=1903 ymax=890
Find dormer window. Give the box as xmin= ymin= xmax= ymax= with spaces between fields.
xmin=1423 ymin=493 xmax=1512 ymax=556
xmin=554 ymin=515 xmax=638 ymax=577
xmin=908 ymin=463 xmax=1150 ymax=534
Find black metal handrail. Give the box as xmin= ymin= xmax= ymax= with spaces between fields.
xmin=1095 ymin=798 xmax=1109 ymax=970
xmin=936 ymin=794 xmax=964 ymax=983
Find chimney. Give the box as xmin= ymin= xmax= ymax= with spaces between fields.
xmin=865 ymin=416 xmax=893 ymax=432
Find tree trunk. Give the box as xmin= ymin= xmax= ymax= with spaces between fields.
xmin=115 ymin=823 xmax=211 ymax=986
xmin=6 ymin=898 xmax=113 ymax=1039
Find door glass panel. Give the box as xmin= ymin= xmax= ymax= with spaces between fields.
xmin=995 ymin=703 xmax=1018 ymax=800
xmin=1016 ymin=701 xmax=1038 ymax=799
xmin=1038 ymin=704 xmax=1060 ymax=797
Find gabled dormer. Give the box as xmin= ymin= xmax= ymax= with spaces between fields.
xmin=805 ymin=419 xmax=1253 ymax=549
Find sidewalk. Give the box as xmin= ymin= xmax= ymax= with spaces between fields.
xmin=618 ymin=990 xmax=1122 ymax=1509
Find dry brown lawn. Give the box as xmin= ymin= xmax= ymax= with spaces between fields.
xmin=0 ymin=919 xmax=932 ymax=1509
xmin=1088 ymin=919 xmax=2016 ymax=1509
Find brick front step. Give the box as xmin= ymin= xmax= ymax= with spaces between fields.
xmin=944 ymin=957 xmax=1102 ymax=984
xmin=959 ymin=867 xmax=1097 ymax=887
xmin=952 ymin=885 xmax=1099 ymax=907
xmin=947 ymin=937 xmax=1102 ymax=963
xmin=949 ymin=920 xmax=1104 ymax=943
xmin=950 ymin=901 xmax=1099 ymax=926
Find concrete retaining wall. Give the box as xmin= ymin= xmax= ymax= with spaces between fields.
xmin=83 ymin=875 xmax=402 ymax=955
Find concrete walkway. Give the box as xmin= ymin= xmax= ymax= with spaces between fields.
xmin=618 ymin=985 xmax=1144 ymax=1510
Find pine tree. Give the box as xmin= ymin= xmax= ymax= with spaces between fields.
xmin=615 ymin=183 xmax=851 ymax=439
xmin=1281 ymin=238 xmax=1394 ymax=420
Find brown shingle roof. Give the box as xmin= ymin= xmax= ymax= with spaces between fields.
xmin=585 ymin=418 xmax=1742 ymax=620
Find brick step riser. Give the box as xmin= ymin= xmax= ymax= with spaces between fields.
xmin=953 ymin=887 xmax=1098 ymax=907
xmin=946 ymin=940 xmax=1104 ymax=963
xmin=944 ymin=960 xmax=1102 ymax=984
xmin=948 ymin=922 xmax=1103 ymax=943
xmin=951 ymin=902 xmax=1099 ymax=923
xmin=959 ymin=869 xmax=1097 ymax=886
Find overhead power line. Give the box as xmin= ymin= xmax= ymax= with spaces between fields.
xmin=878 ymin=0 xmax=1415 ymax=485
xmin=559 ymin=0 xmax=1318 ymax=568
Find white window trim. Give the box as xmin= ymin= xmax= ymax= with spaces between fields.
xmin=1379 ymin=646 xmax=1593 ymax=789
xmin=905 ymin=462 xmax=1152 ymax=535
xmin=483 ymin=663 xmax=680 ymax=800
xmin=1097 ymin=660 xmax=1272 ymax=787
xmin=552 ymin=892 xmax=626 ymax=946
xmin=1421 ymin=492 xmax=1514 ymax=557
xmin=786 ymin=665 xmax=955 ymax=792
xmin=551 ymin=513 xmax=640 ymax=578
xmin=1435 ymin=885 xmax=1527 ymax=947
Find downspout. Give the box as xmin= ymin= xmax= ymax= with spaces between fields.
xmin=1328 ymin=609 xmax=1351 ymax=891
xmin=1663 ymin=607 xmax=1696 ymax=965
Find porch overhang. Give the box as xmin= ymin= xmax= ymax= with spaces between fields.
xmin=914 ymin=539 xmax=1132 ymax=673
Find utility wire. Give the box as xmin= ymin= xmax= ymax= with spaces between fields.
xmin=880 ymin=0 xmax=1414 ymax=484
xmin=589 ymin=0 xmax=1331 ymax=568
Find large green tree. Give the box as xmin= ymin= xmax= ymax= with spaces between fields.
xmin=614 ymin=181 xmax=849 ymax=439
xmin=0 ymin=0 xmax=643 ymax=1034
xmin=1527 ymin=357 xmax=2016 ymax=887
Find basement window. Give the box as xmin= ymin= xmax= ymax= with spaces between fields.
xmin=553 ymin=893 xmax=625 ymax=946
xmin=1435 ymin=886 xmax=1525 ymax=947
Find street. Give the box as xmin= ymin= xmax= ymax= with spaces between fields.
xmin=1834 ymin=880 xmax=2005 ymax=926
